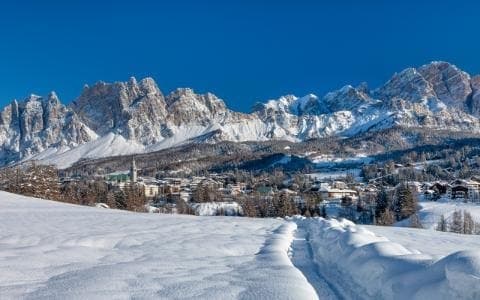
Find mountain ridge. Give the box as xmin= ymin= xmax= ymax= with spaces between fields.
xmin=1 ymin=61 xmax=479 ymax=168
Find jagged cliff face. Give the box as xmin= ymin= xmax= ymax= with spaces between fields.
xmin=70 ymin=77 xmax=168 ymax=144
xmin=165 ymin=88 xmax=230 ymax=126
xmin=0 ymin=61 xmax=479 ymax=168
xmin=0 ymin=93 xmax=95 ymax=163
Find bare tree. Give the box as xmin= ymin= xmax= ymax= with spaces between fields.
xmin=436 ymin=215 xmax=447 ymax=232
xmin=450 ymin=210 xmax=463 ymax=234
xmin=409 ymin=213 xmax=423 ymax=229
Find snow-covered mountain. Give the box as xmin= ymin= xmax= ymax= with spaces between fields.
xmin=1 ymin=61 xmax=479 ymax=168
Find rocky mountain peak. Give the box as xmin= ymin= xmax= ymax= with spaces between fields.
xmin=165 ymin=88 xmax=229 ymax=126
xmin=375 ymin=61 xmax=474 ymax=111
xmin=138 ymin=77 xmax=161 ymax=96
xmin=70 ymin=77 xmax=167 ymax=138
xmin=324 ymin=84 xmax=373 ymax=112
xmin=1 ymin=61 xmax=479 ymax=168
xmin=375 ymin=67 xmax=434 ymax=103
xmin=417 ymin=61 xmax=472 ymax=109
xmin=468 ymin=75 xmax=480 ymax=116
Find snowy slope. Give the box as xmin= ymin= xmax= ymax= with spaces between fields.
xmin=28 ymin=133 xmax=145 ymax=169
xmin=0 ymin=192 xmax=316 ymax=299
xmin=396 ymin=200 xmax=480 ymax=229
xmin=294 ymin=217 xmax=480 ymax=299
xmin=365 ymin=225 xmax=480 ymax=260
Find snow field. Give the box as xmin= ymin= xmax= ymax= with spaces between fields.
xmin=0 ymin=192 xmax=316 ymax=299
xmin=366 ymin=225 xmax=480 ymax=259
xmin=300 ymin=217 xmax=480 ymax=299
xmin=2 ymin=191 xmax=480 ymax=299
xmin=406 ymin=201 xmax=480 ymax=229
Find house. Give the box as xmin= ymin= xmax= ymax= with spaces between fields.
xmin=318 ymin=185 xmax=358 ymax=203
xmin=163 ymin=178 xmax=184 ymax=194
xmin=226 ymin=183 xmax=247 ymax=196
xmin=447 ymin=178 xmax=480 ymax=203
xmin=138 ymin=177 xmax=161 ymax=199
xmin=199 ymin=178 xmax=223 ymax=190
xmin=105 ymin=171 xmax=130 ymax=183
xmin=421 ymin=181 xmax=448 ymax=201
xmin=404 ymin=181 xmax=422 ymax=193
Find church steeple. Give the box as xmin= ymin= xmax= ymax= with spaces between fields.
xmin=130 ymin=157 xmax=137 ymax=183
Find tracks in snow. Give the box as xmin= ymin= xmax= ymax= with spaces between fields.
xmin=290 ymin=222 xmax=342 ymax=300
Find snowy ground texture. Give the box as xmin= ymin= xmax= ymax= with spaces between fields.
xmin=396 ymin=200 xmax=480 ymax=229
xmin=0 ymin=192 xmax=315 ymax=299
xmin=1 ymin=192 xmax=480 ymax=299
xmin=295 ymin=217 xmax=480 ymax=299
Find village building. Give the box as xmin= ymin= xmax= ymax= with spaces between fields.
xmin=313 ymin=182 xmax=358 ymax=203
xmin=447 ymin=178 xmax=480 ymax=203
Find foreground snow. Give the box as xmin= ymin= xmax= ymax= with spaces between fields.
xmin=2 ymin=192 xmax=479 ymax=299
xmin=0 ymin=192 xmax=316 ymax=299
xmin=296 ymin=217 xmax=480 ymax=299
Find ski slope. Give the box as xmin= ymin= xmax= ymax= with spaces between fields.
xmin=0 ymin=192 xmax=316 ymax=299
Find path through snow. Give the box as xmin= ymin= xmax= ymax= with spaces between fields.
xmin=291 ymin=222 xmax=340 ymax=300
xmin=292 ymin=217 xmax=480 ymax=299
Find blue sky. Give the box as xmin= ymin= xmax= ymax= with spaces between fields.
xmin=0 ymin=0 xmax=479 ymax=112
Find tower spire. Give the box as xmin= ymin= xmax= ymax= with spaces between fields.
xmin=130 ymin=157 xmax=137 ymax=183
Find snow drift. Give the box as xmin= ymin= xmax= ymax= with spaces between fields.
xmin=301 ymin=217 xmax=480 ymax=299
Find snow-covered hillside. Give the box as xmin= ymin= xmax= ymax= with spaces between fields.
xmin=1 ymin=192 xmax=479 ymax=299
xmin=365 ymin=225 xmax=480 ymax=260
xmin=0 ymin=192 xmax=315 ymax=299
xmin=1 ymin=61 xmax=480 ymax=168
xmin=396 ymin=200 xmax=480 ymax=229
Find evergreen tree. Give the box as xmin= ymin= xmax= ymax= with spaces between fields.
xmin=394 ymin=183 xmax=417 ymax=221
xmin=114 ymin=190 xmax=127 ymax=210
xmin=375 ymin=187 xmax=390 ymax=220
